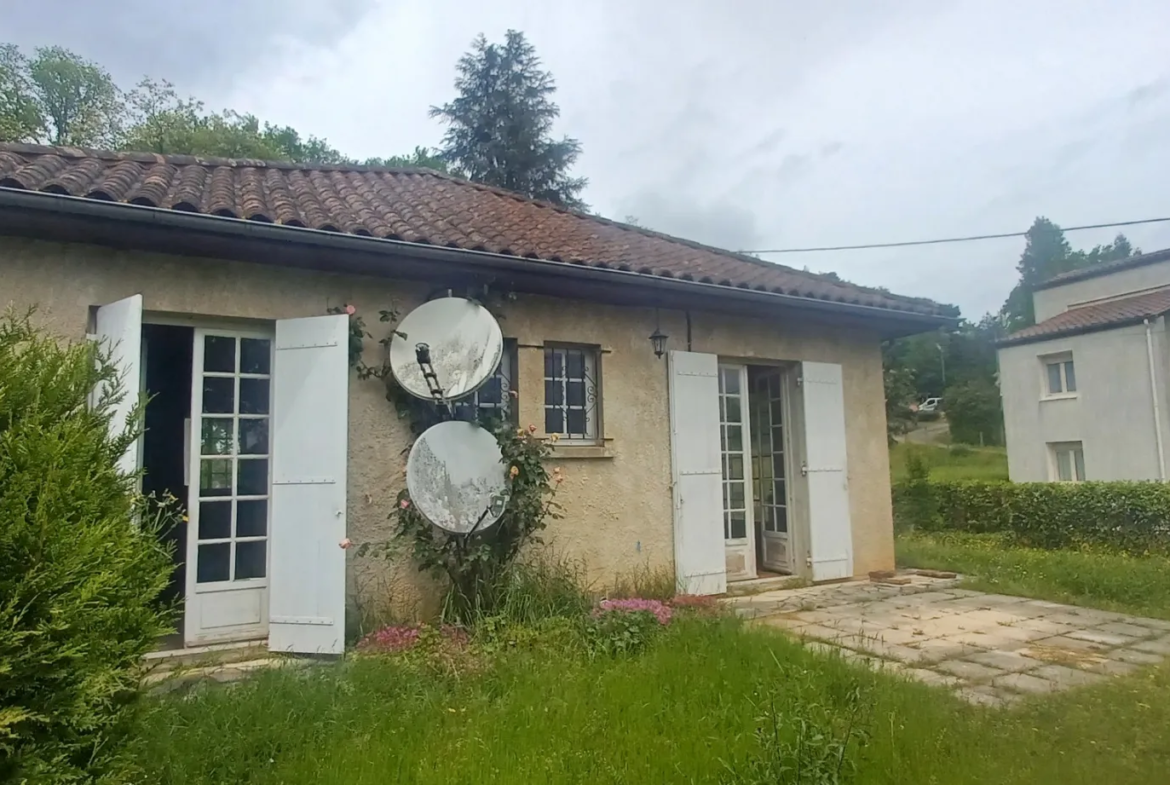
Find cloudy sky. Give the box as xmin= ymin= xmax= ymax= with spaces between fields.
xmin=6 ymin=0 xmax=1170 ymax=317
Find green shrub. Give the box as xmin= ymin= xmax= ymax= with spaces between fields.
xmin=943 ymin=378 xmax=1003 ymax=446
xmin=582 ymin=609 xmax=664 ymax=658
xmin=894 ymin=448 xmax=938 ymax=532
xmin=0 ymin=313 xmax=174 ymax=784
xmin=892 ymin=478 xmax=1170 ymax=555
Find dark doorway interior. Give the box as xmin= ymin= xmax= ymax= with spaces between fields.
xmin=141 ymin=324 xmax=193 ymax=647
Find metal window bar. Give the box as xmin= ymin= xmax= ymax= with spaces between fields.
xmin=452 ymin=340 xmax=518 ymax=426
xmin=543 ymin=346 xmax=599 ymax=440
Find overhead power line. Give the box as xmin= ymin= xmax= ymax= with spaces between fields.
xmin=740 ymin=216 xmax=1170 ymax=255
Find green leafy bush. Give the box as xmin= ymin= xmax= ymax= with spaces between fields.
xmin=942 ymin=378 xmax=1004 ymax=446
xmin=0 ymin=313 xmax=174 ymax=784
xmin=893 ymin=478 xmax=1170 ymax=555
xmin=894 ymin=448 xmax=939 ymax=532
xmin=582 ymin=608 xmax=665 ymax=658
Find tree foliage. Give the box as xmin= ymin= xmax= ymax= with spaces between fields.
xmin=430 ymin=30 xmax=587 ymax=208
xmin=1000 ymin=217 xmax=1139 ymax=331
xmin=884 ymin=217 xmax=1141 ymax=444
xmin=943 ymin=377 xmax=1003 ymax=446
xmin=0 ymin=44 xmax=40 ymax=143
xmin=0 ymin=43 xmax=447 ymax=171
xmin=120 ymin=78 xmax=351 ymax=162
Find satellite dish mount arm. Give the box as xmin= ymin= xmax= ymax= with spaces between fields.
xmin=414 ymin=342 xmax=453 ymax=418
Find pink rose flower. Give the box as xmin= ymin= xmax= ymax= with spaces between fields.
xmin=345 ymin=304 xmax=356 ymax=315
xmin=338 ymin=538 xmax=352 ymax=550
xmin=399 ymin=499 xmax=410 ymax=509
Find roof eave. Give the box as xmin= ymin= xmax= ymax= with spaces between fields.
xmin=997 ymin=313 xmax=1168 ymax=348
xmin=0 ymin=188 xmax=952 ymax=336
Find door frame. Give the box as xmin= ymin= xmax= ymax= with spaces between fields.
xmin=751 ymin=366 xmax=795 ymax=574
xmin=172 ymin=317 xmax=276 ymax=646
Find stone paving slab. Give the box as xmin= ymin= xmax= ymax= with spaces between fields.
xmin=724 ymin=574 xmax=1169 ymax=707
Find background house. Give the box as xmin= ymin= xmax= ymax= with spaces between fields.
xmin=998 ymin=248 xmax=1170 ymax=483
xmin=0 ymin=143 xmax=949 ymax=654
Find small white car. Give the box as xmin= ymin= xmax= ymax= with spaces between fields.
xmin=918 ymin=397 xmax=942 ymax=413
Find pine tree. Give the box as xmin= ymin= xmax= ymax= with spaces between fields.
xmin=430 ymin=30 xmax=587 ymax=209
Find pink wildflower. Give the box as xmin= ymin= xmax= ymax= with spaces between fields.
xmin=338 ymin=538 xmax=353 ymax=550
xmin=670 ymin=594 xmax=717 ymax=611
xmin=345 ymin=304 xmax=356 ymax=315
xmin=356 ymin=623 xmax=469 ymax=653
xmin=528 ymin=424 xmax=537 ymax=433
xmin=399 ymin=498 xmax=411 ymax=510
xmin=593 ymin=598 xmax=672 ymax=625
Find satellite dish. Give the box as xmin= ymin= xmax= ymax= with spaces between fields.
xmin=406 ymin=420 xmax=509 ymax=534
xmin=389 ymin=297 xmax=504 ymax=402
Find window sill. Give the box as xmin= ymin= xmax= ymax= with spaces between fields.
xmin=548 ymin=443 xmax=614 ymax=460
xmin=1040 ymin=393 xmax=1079 ymax=402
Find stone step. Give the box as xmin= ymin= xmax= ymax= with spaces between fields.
xmin=143 ymin=640 xmax=270 ymax=675
xmin=725 ymin=575 xmax=807 ymax=596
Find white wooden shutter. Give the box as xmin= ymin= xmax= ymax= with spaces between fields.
xmin=799 ymin=361 xmax=854 ymax=581
xmin=269 ymin=314 xmax=349 ymax=654
xmin=668 ymin=350 xmax=726 ymax=595
xmin=93 ymin=294 xmax=143 ymax=478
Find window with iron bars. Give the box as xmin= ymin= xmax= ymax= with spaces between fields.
xmin=452 ymin=339 xmax=518 ymax=426
xmin=543 ymin=345 xmax=600 ymax=442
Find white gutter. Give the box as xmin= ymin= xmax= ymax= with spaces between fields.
xmin=1144 ymin=317 xmax=1167 ymax=481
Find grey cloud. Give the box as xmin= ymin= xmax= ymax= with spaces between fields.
xmin=1127 ymin=79 xmax=1168 ymax=108
xmin=750 ymin=128 xmax=788 ymax=156
xmin=619 ymin=191 xmax=763 ymax=253
xmin=775 ymin=154 xmax=814 ymax=183
xmin=0 ymin=0 xmax=376 ymax=92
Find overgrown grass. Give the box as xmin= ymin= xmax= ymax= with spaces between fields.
xmin=137 ymin=616 xmax=1170 ymax=784
xmin=889 ymin=442 xmax=1008 ymax=482
xmin=897 ymin=531 xmax=1170 ymax=620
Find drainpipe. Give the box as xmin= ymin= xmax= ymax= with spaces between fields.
xmin=1145 ymin=318 xmax=1167 ymax=481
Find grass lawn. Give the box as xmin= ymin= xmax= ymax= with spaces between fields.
xmin=137 ymin=616 xmax=1170 ymax=785
xmin=889 ymin=442 xmax=1008 ymax=482
xmin=897 ymin=530 xmax=1170 ymax=621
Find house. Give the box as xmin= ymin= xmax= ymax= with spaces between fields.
xmin=998 ymin=248 xmax=1170 ymax=483
xmin=0 ymin=142 xmax=949 ymax=655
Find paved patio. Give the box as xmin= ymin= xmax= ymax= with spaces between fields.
xmin=725 ymin=575 xmax=1170 ymax=706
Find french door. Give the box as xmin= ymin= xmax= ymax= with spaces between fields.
xmin=751 ymin=368 xmax=792 ymax=573
xmin=184 ymin=327 xmax=274 ymax=645
xmin=719 ymin=364 xmax=755 ymax=581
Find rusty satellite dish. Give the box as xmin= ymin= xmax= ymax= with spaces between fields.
xmin=388 ymin=297 xmax=504 ymax=403
xmin=406 ymin=420 xmax=509 ymax=534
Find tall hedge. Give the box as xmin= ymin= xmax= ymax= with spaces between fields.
xmin=0 ymin=313 xmax=174 ymax=784
xmin=893 ymin=478 xmax=1170 ymax=555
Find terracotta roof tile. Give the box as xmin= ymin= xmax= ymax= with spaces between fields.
xmin=0 ymin=142 xmax=947 ymax=316
xmin=1000 ymin=287 xmax=1170 ymax=346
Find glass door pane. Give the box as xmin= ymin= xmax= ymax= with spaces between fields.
xmin=193 ymin=334 xmax=272 ymax=585
xmin=719 ymin=366 xmax=749 ymax=541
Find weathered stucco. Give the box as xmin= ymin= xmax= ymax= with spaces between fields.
xmin=999 ymin=318 xmax=1170 ymax=482
xmin=1 ymin=235 xmax=895 ymax=624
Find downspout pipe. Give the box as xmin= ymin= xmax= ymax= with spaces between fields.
xmin=1144 ymin=317 xmax=1167 ymax=481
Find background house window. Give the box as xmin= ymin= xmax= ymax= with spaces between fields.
xmin=1044 ymin=356 xmax=1077 ymax=395
xmin=1051 ymin=441 xmax=1085 ymax=482
xmin=544 ymin=345 xmax=600 ymax=441
xmin=453 ymin=339 xmax=517 ymax=425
